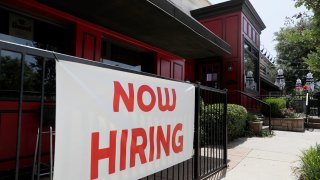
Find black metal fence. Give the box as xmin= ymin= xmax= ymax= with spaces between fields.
xmin=0 ymin=40 xmax=227 ymax=180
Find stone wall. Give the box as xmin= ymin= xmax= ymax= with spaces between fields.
xmin=271 ymin=118 xmax=304 ymax=132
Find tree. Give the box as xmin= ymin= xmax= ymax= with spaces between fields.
xmin=294 ymin=0 xmax=320 ymax=79
xmin=274 ymin=17 xmax=315 ymax=92
xmin=274 ymin=0 xmax=320 ymax=92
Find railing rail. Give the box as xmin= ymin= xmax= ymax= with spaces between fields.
xmin=229 ymin=90 xmax=271 ymax=131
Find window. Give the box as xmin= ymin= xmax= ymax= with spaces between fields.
xmin=244 ymin=41 xmax=259 ymax=92
xmin=260 ymin=65 xmax=267 ymax=75
xmin=0 ymin=8 xmax=72 ymax=55
xmin=100 ymin=37 xmax=155 ymax=73
xmin=23 ymin=55 xmax=56 ymax=101
xmin=0 ymin=50 xmax=22 ymax=100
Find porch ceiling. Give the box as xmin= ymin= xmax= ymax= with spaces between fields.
xmin=38 ymin=0 xmax=231 ymax=59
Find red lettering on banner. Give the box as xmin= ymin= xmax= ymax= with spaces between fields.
xmin=113 ymin=81 xmax=134 ymax=112
xmin=137 ymin=85 xmax=156 ymax=112
xmin=130 ymin=128 xmax=147 ymax=167
xmin=91 ymin=131 xmax=117 ymax=180
xmin=156 ymin=125 xmax=171 ymax=159
xmin=157 ymin=87 xmax=176 ymax=111
xmin=113 ymin=82 xmax=176 ymax=112
xmin=120 ymin=130 xmax=128 ymax=171
xmin=172 ymin=123 xmax=183 ymax=153
xmin=90 ymin=123 xmax=184 ymax=179
xmin=149 ymin=126 xmax=155 ymax=162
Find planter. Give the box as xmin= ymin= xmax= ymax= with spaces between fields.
xmin=249 ymin=121 xmax=263 ymax=134
xmin=271 ymin=118 xmax=304 ymax=132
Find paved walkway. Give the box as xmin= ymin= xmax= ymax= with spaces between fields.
xmin=221 ymin=130 xmax=320 ymax=180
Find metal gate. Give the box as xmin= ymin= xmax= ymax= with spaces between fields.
xmin=0 ymin=40 xmax=227 ymax=180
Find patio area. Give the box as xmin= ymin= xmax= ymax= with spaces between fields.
xmin=219 ymin=130 xmax=320 ymax=180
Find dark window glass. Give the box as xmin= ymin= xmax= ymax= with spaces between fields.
xmin=0 ymin=8 xmax=72 ymax=55
xmin=244 ymin=42 xmax=259 ymax=92
xmin=0 ymin=50 xmax=22 ymax=99
xmin=101 ymin=37 xmax=155 ymax=73
xmin=23 ymin=55 xmax=55 ymax=101
xmin=44 ymin=59 xmax=56 ymax=100
xmin=24 ymin=55 xmax=43 ymax=100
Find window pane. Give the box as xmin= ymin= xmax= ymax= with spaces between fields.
xmin=24 ymin=55 xmax=43 ymax=100
xmin=0 ymin=50 xmax=22 ymax=99
xmin=244 ymin=44 xmax=259 ymax=92
xmin=23 ymin=55 xmax=55 ymax=101
xmin=44 ymin=59 xmax=56 ymax=100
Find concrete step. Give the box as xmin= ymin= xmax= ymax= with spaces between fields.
xmin=307 ymin=122 xmax=320 ymax=129
xmin=262 ymin=126 xmax=269 ymax=130
xmin=308 ymin=117 xmax=320 ymax=123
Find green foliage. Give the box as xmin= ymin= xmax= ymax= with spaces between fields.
xmin=275 ymin=18 xmax=315 ymax=92
xmin=260 ymin=129 xmax=274 ymax=137
xmin=295 ymin=144 xmax=320 ymax=179
xmin=227 ymin=104 xmax=248 ymax=140
xmin=247 ymin=113 xmax=258 ymax=122
xmin=262 ymin=98 xmax=286 ymax=118
xmin=280 ymin=108 xmax=302 ymax=118
xmin=276 ymin=0 xmax=320 ymax=87
xmin=200 ymin=103 xmax=248 ymax=143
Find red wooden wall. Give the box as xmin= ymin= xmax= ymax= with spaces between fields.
xmin=199 ymin=11 xmax=242 ymax=92
xmin=1 ymin=0 xmax=186 ymax=81
xmin=0 ymin=0 xmax=188 ymax=171
xmin=198 ymin=11 xmax=261 ymax=95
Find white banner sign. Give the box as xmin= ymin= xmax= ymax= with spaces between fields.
xmin=54 ymin=60 xmax=195 ymax=180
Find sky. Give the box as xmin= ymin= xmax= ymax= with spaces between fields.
xmin=208 ymin=0 xmax=308 ymax=58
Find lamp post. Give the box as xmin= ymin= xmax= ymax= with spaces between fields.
xmin=295 ymin=78 xmax=303 ymax=95
xmin=245 ymin=71 xmax=256 ymax=90
xmin=296 ymin=78 xmax=302 ymax=88
xmin=275 ymin=69 xmax=286 ymax=93
xmin=305 ymin=72 xmax=314 ymax=93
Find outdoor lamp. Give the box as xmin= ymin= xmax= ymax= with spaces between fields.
xmin=245 ymin=71 xmax=255 ymax=90
xmin=305 ymin=72 xmax=314 ymax=92
xmin=296 ymin=78 xmax=302 ymax=88
xmin=275 ymin=69 xmax=285 ymax=90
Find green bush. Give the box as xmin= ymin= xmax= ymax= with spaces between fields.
xmin=227 ymin=104 xmax=248 ymax=140
xmin=247 ymin=113 xmax=258 ymax=122
xmin=261 ymin=98 xmax=286 ymax=118
xmin=295 ymin=144 xmax=320 ymax=179
xmin=200 ymin=103 xmax=247 ymax=143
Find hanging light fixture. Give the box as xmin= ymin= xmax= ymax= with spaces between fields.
xmin=275 ymin=69 xmax=285 ymax=90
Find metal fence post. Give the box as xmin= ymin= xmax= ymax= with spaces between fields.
xmin=193 ymin=84 xmax=201 ymax=180
xmin=305 ymin=93 xmax=309 ymax=129
xmin=36 ymin=60 xmax=46 ymax=180
xmin=15 ymin=53 xmax=25 ymax=180
xmin=269 ymin=105 xmax=271 ymax=131
xmin=223 ymin=89 xmax=228 ymax=165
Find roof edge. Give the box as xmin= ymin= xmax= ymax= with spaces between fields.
xmin=191 ymin=0 xmax=266 ymax=33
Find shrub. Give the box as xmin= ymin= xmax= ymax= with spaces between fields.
xmin=295 ymin=144 xmax=320 ymax=179
xmin=200 ymin=103 xmax=247 ymax=143
xmin=227 ymin=104 xmax=248 ymax=140
xmin=247 ymin=113 xmax=258 ymax=122
xmin=280 ymin=108 xmax=302 ymax=118
xmin=261 ymin=98 xmax=286 ymax=118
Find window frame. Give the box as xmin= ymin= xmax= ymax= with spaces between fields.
xmin=243 ymin=40 xmax=260 ymax=93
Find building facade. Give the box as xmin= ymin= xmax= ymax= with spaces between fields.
xmin=260 ymin=51 xmax=279 ymax=96
xmin=0 ymin=0 xmax=270 ymax=178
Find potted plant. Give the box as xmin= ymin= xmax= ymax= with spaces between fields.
xmin=247 ymin=113 xmax=263 ymax=134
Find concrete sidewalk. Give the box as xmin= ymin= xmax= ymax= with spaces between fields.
xmin=221 ymin=130 xmax=320 ymax=180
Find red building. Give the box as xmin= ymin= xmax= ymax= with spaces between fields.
xmin=0 ymin=0 xmax=270 ymax=178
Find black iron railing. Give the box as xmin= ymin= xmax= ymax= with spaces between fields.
xmin=229 ymin=90 xmax=271 ymax=131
